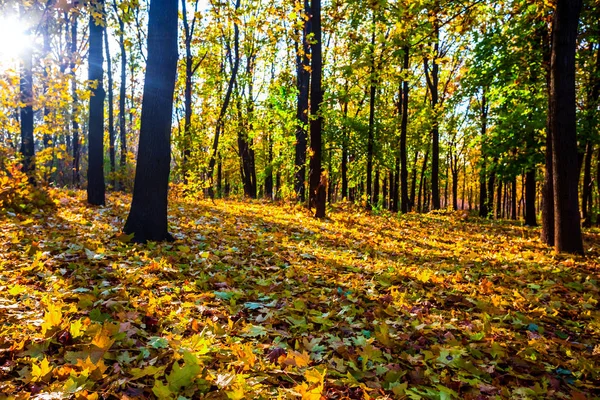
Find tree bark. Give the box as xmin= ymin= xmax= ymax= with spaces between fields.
xmin=113 ymin=0 xmax=128 ymax=189
xmin=400 ymin=46 xmax=410 ymax=213
xmin=295 ymin=0 xmax=310 ymax=202
xmin=20 ymin=36 xmax=34 ymax=180
xmin=366 ymin=10 xmax=377 ymax=211
xmin=104 ymin=23 xmax=116 ymax=189
xmin=550 ymin=0 xmax=583 ymax=254
xmin=308 ymin=0 xmax=325 ymax=218
xmin=124 ymin=0 xmax=178 ymax=242
xmin=525 ymin=169 xmax=537 ymax=225
xmin=87 ymin=0 xmax=106 ymax=205
xmin=207 ymin=0 xmax=240 ymax=190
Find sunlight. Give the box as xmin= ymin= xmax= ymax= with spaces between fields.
xmin=0 ymin=17 xmax=30 ymax=68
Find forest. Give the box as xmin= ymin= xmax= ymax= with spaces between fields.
xmin=0 ymin=0 xmax=599 ymax=398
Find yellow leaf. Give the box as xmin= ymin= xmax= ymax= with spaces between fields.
xmin=281 ymin=350 xmax=311 ymax=368
xmin=70 ymin=318 xmax=85 ymax=338
xmin=41 ymin=303 xmax=63 ymax=336
xmin=31 ymin=357 xmax=53 ymax=382
xmin=305 ymin=367 xmax=326 ymax=384
xmin=91 ymin=327 xmax=114 ymax=351
xmin=293 ymin=381 xmax=323 ymax=400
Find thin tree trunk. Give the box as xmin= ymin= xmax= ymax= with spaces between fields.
xmin=400 ymin=46 xmax=410 ymax=213
xmin=104 ymin=24 xmax=116 ymax=189
xmin=71 ymin=13 xmax=81 ymax=187
xmin=113 ymin=0 xmax=128 ymax=189
xmin=294 ymin=0 xmax=310 ymax=202
xmin=207 ymin=0 xmax=240 ymax=191
xmin=366 ymin=10 xmax=377 ymax=210
xmin=308 ymin=0 xmax=325 ymax=218
xmin=20 ymin=33 xmax=34 ymax=180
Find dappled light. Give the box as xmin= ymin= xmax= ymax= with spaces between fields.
xmin=0 ymin=190 xmax=598 ymax=398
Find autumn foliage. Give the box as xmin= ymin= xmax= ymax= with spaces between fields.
xmin=0 ymin=190 xmax=598 ymax=399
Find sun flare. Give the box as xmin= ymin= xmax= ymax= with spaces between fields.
xmin=0 ymin=17 xmax=31 ymax=68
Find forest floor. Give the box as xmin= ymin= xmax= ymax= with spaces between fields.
xmin=0 ymin=189 xmax=599 ymax=400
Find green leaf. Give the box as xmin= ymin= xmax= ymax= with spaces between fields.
xmin=148 ymin=336 xmax=169 ymax=349
xmin=152 ymin=379 xmax=173 ymax=400
xmin=167 ymin=351 xmax=201 ymax=392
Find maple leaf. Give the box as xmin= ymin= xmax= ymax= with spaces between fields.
xmin=167 ymin=351 xmax=201 ymax=392
xmin=31 ymin=357 xmax=53 ymax=382
xmin=41 ymin=303 xmax=63 ymax=337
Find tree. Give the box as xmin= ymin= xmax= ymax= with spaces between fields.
xmin=20 ymin=30 xmax=34 ymax=180
xmin=308 ymin=0 xmax=325 ymax=218
xmin=87 ymin=0 xmax=106 ymax=205
xmin=549 ymin=0 xmax=583 ymax=254
xmin=294 ymin=0 xmax=310 ymax=202
xmin=123 ymin=0 xmax=178 ymax=242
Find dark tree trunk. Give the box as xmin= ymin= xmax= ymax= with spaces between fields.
xmin=451 ymin=164 xmax=458 ymax=211
xmin=550 ymin=0 xmax=583 ymax=254
xmin=181 ymin=0 xmax=200 ymax=181
xmin=382 ymin=172 xmax=388 ymax=209
xmin=265 ymin=133 xmax=274 ymax=199
xmin=217 ymin=156 xmax=222 ymax=197
xmin=373 ymin=168 xmax=380 ymax=207
xmin=409 ymin=152 xmax=418 ymax=211
xmin=366 ymin=11 xmax=377 ymax=210
xmin=104 ymin=24 xmax=116 ymax=189
xmin=113 ymin=0 xmax=128 ymax=189
xmin=417 ymin=149 xmax=429 ymax=212
xmin=308 ymin=0 xmax=325 ymax=218
xmin=400 ymin=46 xmax=410 ymax=213
xmin=541 ymin=22 xmax=555 ymax=246
xmin=424 ymin=18 xmax=440 ymax=210
xmin=238 ymin=57 xmax=257 ymax=199
xmin=207 ymin=0 xmax=240 ymax=190
xmin=496 ymin=180 xmax=502 ymax=219
xmin=524 ymin=169 xmax=537 ymax=225
xmin=87 ymin=2 xmax=106 ymax=205
xmin=341 ymin=98 xmax=348 ymax=200
xmin=388 ymin=169 xmax=394 ymax=210
xmin=392 ymin=156 xmax=399 ymax=211
xmin=295 ymin=0 xmax=310 ymax=202
xmin=71 ymin=13 xmax=81 ymax=187
xmin=20 ymin=38 xmax=34 ymax=179
xmin=511 ymin=176 xmax=517 ymax=220
xmin=123 ymin=0 xmax=178 ymax=242
xmin=486 ymin=164 xmax=496 ymax=218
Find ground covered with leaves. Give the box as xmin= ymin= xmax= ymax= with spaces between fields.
xmin=0 ymin=189 xmax=599 ymax=399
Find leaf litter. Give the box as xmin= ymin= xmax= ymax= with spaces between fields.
xmin=0 ymin=189 xmax=599 ymax=399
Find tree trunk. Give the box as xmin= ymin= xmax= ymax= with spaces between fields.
xmin=525 ymin=169 xmax=537 ymax=225
xmin=207 ymin=0 xmax=240 ymax=190
xmin=20 ymin=36 xmax=34 ymax=180
xmin=540 ymin=22 xmax=555 ymax=246
xmin=366 ymin=10 xmax=377 ymax=211
xmin=70 ymin=13 xmax=81 ymax=187
xmin=409 ymin=152 xmax=418 ymax=211
xmin=496 ymin=180 xmax=502 ymax=219
xmin=373 ymin=168 xmax=380 ymax=207
xmin=550 ymin=0 xmax=583 ymax=254
xmin=341 ymin=97 xmax=348 ymax=200
xmin=113 ymin=0 xmax=128 ymax=190
xmin=400 ymin=46 xmax=410 ymax=213
xmin=87 ymin=1 xmax=106 ymax=205
xmin=308 ymin=0 xmax=325 ymax=218
xmin=124 ymin=0 xmax=178 ymax=242
xmin=424 ymin=17 xmax=440 ymax=210
xmin=417 ymin=148 xmax=429 ymax=212
xmin=295 ymin=0 xmax=310 ymax=202
xmin=104 ymin=24 xmax=116 ymax=189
